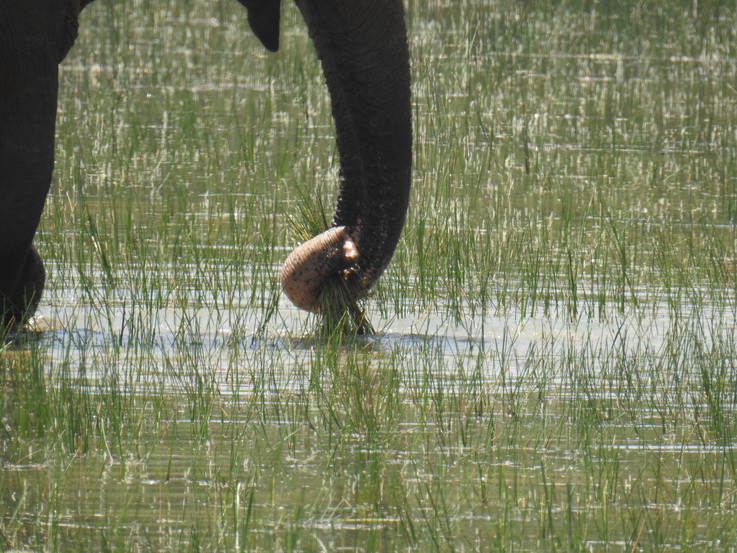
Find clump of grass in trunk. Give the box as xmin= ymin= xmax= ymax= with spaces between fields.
xmin=288 ymin=190 xmax=374 ymax=336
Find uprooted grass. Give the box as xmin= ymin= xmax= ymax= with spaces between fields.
xmin=287 ymin=188 xmax=375 ymax=336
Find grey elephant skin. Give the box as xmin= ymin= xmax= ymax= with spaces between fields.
xmin=0 ymin=0 xmax=412 ymax=329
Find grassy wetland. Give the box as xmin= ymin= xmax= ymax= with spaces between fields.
xmin=2 ymin=0 xmax=737 ymax=551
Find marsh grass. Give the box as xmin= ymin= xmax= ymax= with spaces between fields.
xmin=1 ymin=0 xmax=736 ymax=551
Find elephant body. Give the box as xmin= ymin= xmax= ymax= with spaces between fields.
xmin=0 ymin=0 xmax=411 ymax=330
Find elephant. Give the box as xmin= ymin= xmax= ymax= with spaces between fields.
xmin=0 ymin=0 xmax=412 ymax=331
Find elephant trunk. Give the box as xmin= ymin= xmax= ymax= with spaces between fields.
xmin=280 ymin=226 xmax=357 ymax=312
xmin=282 ymin=0 xmax=412 ymax=312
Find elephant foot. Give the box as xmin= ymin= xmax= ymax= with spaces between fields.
xmin=1 ymin=245 xmax=46 ymax=332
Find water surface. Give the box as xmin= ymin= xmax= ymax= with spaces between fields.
xmin=2 ymin=1 xmax=737 ymax=551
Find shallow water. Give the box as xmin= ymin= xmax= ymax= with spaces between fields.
xmin=3 ymin=1 xmax=737 ymax=551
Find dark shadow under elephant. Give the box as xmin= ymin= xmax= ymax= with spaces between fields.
xmin=0 ymin=0 xmax=412 ymax=330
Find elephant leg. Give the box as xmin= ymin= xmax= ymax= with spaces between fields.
xmin=1 ymin=246 xmax=47 ymax=329
xmin=0 ymin=1 xmax=78 ymax=329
